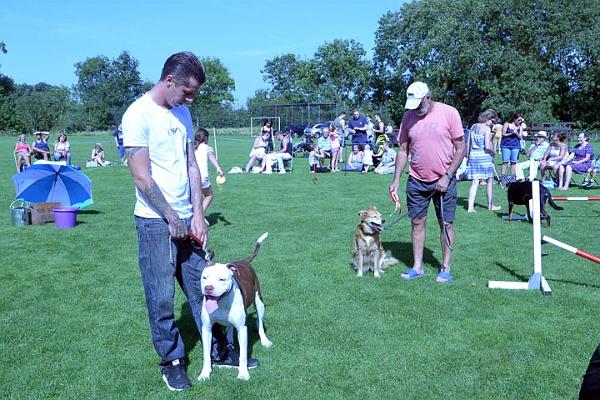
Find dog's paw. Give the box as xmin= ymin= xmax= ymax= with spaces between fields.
xmin=198 ymin=369 xmax=211 ymax=381
xmin=261 ymin=338 xmax=273 ymax=348
xmin=237 ymin=369 xmax=250 ymax=381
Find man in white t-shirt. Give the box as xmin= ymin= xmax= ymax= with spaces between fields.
xmin=122 ymin=52 xmax=255 ymax=392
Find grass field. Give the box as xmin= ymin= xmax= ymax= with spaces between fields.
xmin=1 ymin=134 xmax=599 ymax=399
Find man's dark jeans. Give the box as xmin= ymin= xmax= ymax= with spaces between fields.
xmin=135 ymin=216 xmax=207 ymax=365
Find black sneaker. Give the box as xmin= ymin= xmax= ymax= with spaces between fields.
xmin=213 ymin=344 xmax=260 ymax=369
xmin=161 ymin=359 xmax=192 ymax=391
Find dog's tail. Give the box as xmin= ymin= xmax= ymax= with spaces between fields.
xmin=241 ymin=232 xmax=268 ymax=264
xmin=382 ymin=253 xmax=399 ymax=269
xmin=547 ymin=196 xmax=564 ymax=211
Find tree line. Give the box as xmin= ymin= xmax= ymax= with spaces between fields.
xmin=1 ymin=0 xmax=598 ymax=134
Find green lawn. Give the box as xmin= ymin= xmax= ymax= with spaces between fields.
xmin=0 ymin=134 xmax=598 ymax=399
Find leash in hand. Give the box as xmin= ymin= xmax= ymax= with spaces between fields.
xmin=385 ymin=189 xmax=406 ymax=229
xmin=439 ymin=195 xmax=453 ymax=252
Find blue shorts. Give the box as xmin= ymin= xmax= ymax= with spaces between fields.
xmin=406 ymin=175 xmax=457 ymax=222
xmin=501 ymin=147 xmax=520 ymax=164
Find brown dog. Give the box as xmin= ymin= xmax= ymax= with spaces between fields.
xmin=352 ymin=207 xmax=398 ymax=278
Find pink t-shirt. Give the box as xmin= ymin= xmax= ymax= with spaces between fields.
xmin=398 ymin=102 xmax=464 ymax=182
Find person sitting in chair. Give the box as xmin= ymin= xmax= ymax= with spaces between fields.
xmin=263 ymin=131 xmax=292 ymax=174
xmin=53 ymin=133 xmax=71 ymax=165
xmin=245 ymin=130 xmax=270 ymax=173
xmin=539 ymin=132 xmax=568 ymax=181
xmin=14 ymin=134 xmax=32 ymax=172
xmin=514 ymin=130 xmax=550 ymax=181
xmin=31 ymin=131 xmax=51 ymax=161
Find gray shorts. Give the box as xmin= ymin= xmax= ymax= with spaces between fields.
xmin=406 ymin=175 xmax=457 ymax=222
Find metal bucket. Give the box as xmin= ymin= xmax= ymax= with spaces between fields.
xmin=10 ymin=200 xmax=31 ymax=227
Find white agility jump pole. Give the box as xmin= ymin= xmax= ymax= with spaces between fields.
xmin=542 ymin=236 xmax=600 ymax=265
xmin=552 ymin=196 xmax=600 ymax=201
xmin=488 ymin=180 xmax=552 ymax=295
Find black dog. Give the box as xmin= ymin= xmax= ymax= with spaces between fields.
xmin=507 ymin=181 xmax=563 ymax=226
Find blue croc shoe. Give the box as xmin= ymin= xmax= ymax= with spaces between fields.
xmin=401 ymin=268 xmax=424 ymax=281
xmin=436 ymin=271 xmax=453 ymax=283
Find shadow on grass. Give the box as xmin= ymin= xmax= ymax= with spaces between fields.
xmin=493 ymin=261 xmax=529 ymax=282
xmin=207 ymin=212 xmax=232 ymax=226
xmin=177 ymin=302 xmax=261 ymax=361
xmin=493 ymin=261 xmax=600 ymax=289
xmin=382 ymin=239 xmax=440 ymax=269
xmin=79 ymin=209 xmax=103 ymax=215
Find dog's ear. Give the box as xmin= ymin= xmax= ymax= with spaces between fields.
xmin=226 ymin=263 xmax=238 ymax=273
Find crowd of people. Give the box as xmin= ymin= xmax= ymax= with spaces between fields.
xmin=9 ymin=50 xmax=598 ymax=394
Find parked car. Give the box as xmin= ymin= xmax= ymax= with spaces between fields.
xmin=282 ymin=124 xmax=306 ymax=138
xmin=304 ymin=121 xmax=333 ymax=138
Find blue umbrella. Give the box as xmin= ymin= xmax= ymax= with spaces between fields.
xmin=12 ymin=163 xmax=93 ymax=208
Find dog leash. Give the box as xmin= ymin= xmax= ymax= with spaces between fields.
xmin=439 ymin=194 xmax=453 ymax=252
xmin=385 ymin=189 xmax=407 ymax=229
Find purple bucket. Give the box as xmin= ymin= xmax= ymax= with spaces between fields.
xmin=53 ymin=207 xmax=79 ymax=229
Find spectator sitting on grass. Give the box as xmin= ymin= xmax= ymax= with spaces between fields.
xmin=374 ymin=142 xmax=397 ymax=174
xmin=91 ymin=143 xmax=110 ymax=167
xmin=308 ymin=144 xmax=330 ymax=173
xmin=341 ymin=144 xmax=364 ymax=172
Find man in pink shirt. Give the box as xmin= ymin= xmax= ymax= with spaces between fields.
xmin=389 ymin=82 xmax=466 ymax=283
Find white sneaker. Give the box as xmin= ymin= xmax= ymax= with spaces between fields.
xmin=278 ymin=170 xmax=286 ymax=174
xmin=263 ymin=170 xmax=272 ymax=174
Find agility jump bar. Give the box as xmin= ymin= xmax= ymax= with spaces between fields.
xmin=542 ymin=235 xmax=600 ymax=265
xmin=552 ymin=196 xmax=600 ymax=201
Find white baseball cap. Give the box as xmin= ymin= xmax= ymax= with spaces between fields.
xmin=405 ymin=81 xmax=430 ymax=110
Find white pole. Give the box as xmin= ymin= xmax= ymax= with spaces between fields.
xmin=532 ymin=180 xmax=542 ymax=275
xmin=213 ymin=127 xmax=218 ymax=160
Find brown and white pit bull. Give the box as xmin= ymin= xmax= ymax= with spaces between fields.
xmin=198 ymin=232 xmax=272 ymax=381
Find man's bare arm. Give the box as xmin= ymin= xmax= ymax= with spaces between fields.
xmin=187 ymin=144 xmax=208 ymax=245
xmin=126 ymin=146 xmax=187 ymax=237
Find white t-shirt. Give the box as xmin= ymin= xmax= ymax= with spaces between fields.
xmin=194 ymin=143 xmax=214 ymax=189
xmin=122 ymin=93 xmax=194 ymax=219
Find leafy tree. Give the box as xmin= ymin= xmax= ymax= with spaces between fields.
xmin=260 ymin=54 xmax=316 ymax=103
xmin=74 ymin=51 xmax=144 ymax=129
xmin=373 ymin=0 xmax=600 ymax=126
xmin=189 ymin=57 xmax=236 ymax=127
xmin=312 ymin=39 xmax=372 ymax=107
xmin=13 ymin=83 xmax=70 ymax=131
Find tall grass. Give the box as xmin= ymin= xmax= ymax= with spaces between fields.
xmin=0 ymin=135 xmax=598 ymax=399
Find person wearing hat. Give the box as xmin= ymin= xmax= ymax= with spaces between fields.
xmin=389 ymin=81 xmax=466 ymax=283
xmin=515 ymin=130 xmax=550 ymax=181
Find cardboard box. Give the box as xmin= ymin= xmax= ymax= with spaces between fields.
xmin=30 ymin=202 xmax=61 ymax=225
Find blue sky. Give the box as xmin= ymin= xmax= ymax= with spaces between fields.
xmin=0 ymin=0 xmax=403 ymax=104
